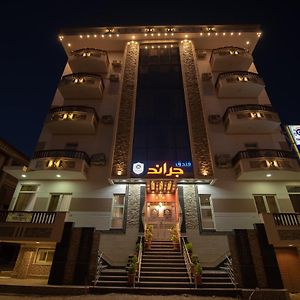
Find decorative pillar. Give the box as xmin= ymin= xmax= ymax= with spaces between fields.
xmin=111 ymin=41 xmax=139 ymax=179
xmin=179 ymin=40 xmax=213 ymax=179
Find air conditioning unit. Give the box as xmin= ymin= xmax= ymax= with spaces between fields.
xmin=101 ymin=115 xmax=114 ymax=124
xmin=202 ymin=72 xmax=212 ymax=81
xmin=196 ymin=50 xmax=207 ymax=59
xmin=109 ymin=73 xmax=119 ymax=82
xmin=215 ymin=154 xmax=232 ymax=168
xmin=112 ymin=60 xmax=122 ymax=68
xmin=208 ymin=114 xmax=222 ymax=124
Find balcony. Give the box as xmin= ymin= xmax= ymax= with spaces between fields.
xmin=232 ymin=149 xmax=300 ymax=181
xmin=215 ymin=71 xmax=265 ymax=98
xmin=45 ymin=106 xmax=99 ymax=134
xmin=210 ymin=47 xmax=253 ymax=72
xmin=0 ymin=211 xmax=66 ymax=243
xmin=261 ymin=213 xmax=300 ymax=247
xmin=223 ymin=104 xmax=280 ymax=134
xmin=4 ymin=150 xmax=90 ymax=180
xmin=69 ymin=48 xmax=109 ymax=74
xmin=58 ymin=73 xmax=104 ymax=100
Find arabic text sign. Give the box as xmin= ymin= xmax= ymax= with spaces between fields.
xmin=131 ymin=161 xmax=193 ymax=178
xmin=6 ymin=212 xmax=33 ymax=223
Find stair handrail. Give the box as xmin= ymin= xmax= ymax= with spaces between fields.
xmin=220 ymin=254 xmax=238 ymax=288
xmin=137 ymin=235 xmax=143 ymax=283
xmin=180 ymin=236 xmax=193 ymax=283
xmin=93 ymin=250 xmax=103 ymax=286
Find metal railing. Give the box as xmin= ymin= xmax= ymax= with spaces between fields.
xmin=210 ymin=46 xmax=250 ymax=62
xmin=137 ymin=236 xmax=144 ymax=283
xmin=33 ymin=149 xmax=91 ymax=165
xmin=220 ymin=255 xmax=237 ymax=288
xmin=222 ymin=104 xmax=276 ymax=123
xmin=93 ymin=250 xmax=104 ymax=286
xmin=232 ymin=149 xmax=296 ymax=166
xmin=0 ymin=211 xmax=58 ymax=224
xmin=71 ymin=48 xmax=109 ymax=66
xmin=215 ymin=71 xmax=264 ymax=87
xmin=273 ymin=213 xmax=300 ymax=226
xmin=49 ymin=105 xmax=99 ymax=122
xmin=180 ymin=237 xmax=193 ymax=284
xmin=60 ymin=73 xmax=105 ymax=89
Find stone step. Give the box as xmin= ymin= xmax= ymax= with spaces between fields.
xmin=96 ymin=280 xmax=129 ymax=287
xmin=139 ymin=276 xmax=190 ymax=283
xmin=141 ymin=266 xmax=187 ymax=272
xmin=100 ymin=275 xmax=128 ymax=281
xmin=137 ymin=281 xmax=193 ymax=288
xmin=101 ymin=270 xmax=127 ymax=276
xmin=141 ymin=262 xmax=186 ymax=267
xmin=141 ymin=271 xmax=188 ymax=277
xmin=144 ymin=250 xmax=180 ymax=255
xmin=143 ymin=254 xmax=182 ymax=258
xmin=90 ymin=286 xmax=239 ymax=297
xmin=142 ymin=258 xmax=184 ymax=263
xmin=144 ymin=248 xmax=180 ymax=254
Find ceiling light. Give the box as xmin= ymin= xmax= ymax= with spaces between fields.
xmin=266 ymin=174 xmax=272 ymax=177
xmin=21 ymin=174 xmax=27 ymax=178
xmin=56 ymin=174 xmax=61 ymax=178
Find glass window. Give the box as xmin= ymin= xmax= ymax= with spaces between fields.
xmin=253 ymin=195 xmax=279 ymax=213
xmin=14 ymin=185 xmax=38 ymax=211
xmin=48 ymin=194 xmax=61 ymax=212
xmin=111 ymin=194 xmax=125 ymax=229
xmin=198 ymin=194 xmax=215 ymax=229
xmin=131 ymin=44 xmax=193 ymax=177
xmin=35 ymin=249 xmax=55 ymax=265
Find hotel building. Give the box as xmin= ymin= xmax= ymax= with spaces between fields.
xmin=1 ymin=24 xmax=300 ymax=294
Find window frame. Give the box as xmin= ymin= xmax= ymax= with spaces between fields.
xmin=110 ymin=194 xmax=126 ymax=229
xmin=253 ymin=194 xmax=280 ymax=214
xmin=198 ymin=194 xmax=216 ymax=230
xmin=34 ymin=248 xmax=55 ymax=265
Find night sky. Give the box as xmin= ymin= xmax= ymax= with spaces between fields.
xmin=0 ymin=1 xmax=298 ymax=158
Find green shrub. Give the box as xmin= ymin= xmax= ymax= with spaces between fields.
xmin=128 ymin=262 xmax=137 ymax=274
xmin=185 ymin=242 xmax=193 ymax=252
xmin=191 ymin=255 xmax=199 ymax=264
xmin=194 ymin=263 xmax=202 ymax=275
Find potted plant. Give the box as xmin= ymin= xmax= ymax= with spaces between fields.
xmin=185 ymin=242 xmax=193 ymax=256
xmin=169 ymin=225 xmax=180 ymax=249
xmin=127 ymin=256 xmax=137 ymax=285
xmin=191 ymin=255 xmax=199 ymax=275
xmin=144 ymin=225 xmax=153 ymax=250
xmin=194 ymin=262 xmax=202 ymax=287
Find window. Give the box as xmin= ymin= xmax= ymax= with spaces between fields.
xmin=47 ymin=194 xmax=72 ymax=212
xmin=253 ymin=195 xmax=279 ymax=213
xmin=198 ymin=194 xmax=215 ymax=229
xmin=35 ymin=249 xmax=54 ymax=265
xmin=47 ymin=194 xmax=61 ymax=211
xmin=111 ymin=194 xmax=125 ymax=229
xmin=14 ymin=185 xmax=38 ymax=211
xmin=287 ymin=186 xmax=300 ymax=213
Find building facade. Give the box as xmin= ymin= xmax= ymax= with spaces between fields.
xmin=1 ymin=25 xmax=300 ymax=292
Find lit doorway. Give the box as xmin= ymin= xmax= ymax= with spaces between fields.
xmin=145 ymin=180 xmax=179 ymax=241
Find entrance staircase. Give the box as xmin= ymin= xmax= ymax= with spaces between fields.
xmin=91 ymin=240 xmax=238 ymax=296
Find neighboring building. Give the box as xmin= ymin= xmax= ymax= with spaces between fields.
xmin=0 ymin=138 xmax=29 ymax=210
xmin=0 ymin=138 xmax=28 ymax=272
xmin=1 ymin=25 xmax=300 ymax=294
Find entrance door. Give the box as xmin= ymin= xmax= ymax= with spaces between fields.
xmin=145 ymin=193 xmax=179 ymax=241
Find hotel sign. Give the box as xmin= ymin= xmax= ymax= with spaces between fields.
xmin=286 ymin=125 xmax=300 ymax=159
xmin=6 ymin=212 xmax=33 ymax=223
xmin=131 ymin=161 xmax=193 ymax=178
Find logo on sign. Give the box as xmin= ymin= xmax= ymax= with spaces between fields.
xmin=132 ymin=162 xmax=144 ymax=175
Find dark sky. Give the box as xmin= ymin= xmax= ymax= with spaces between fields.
xmin=0 ymin=1 xmax=298 ymax=157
